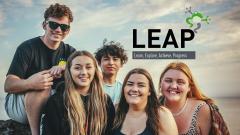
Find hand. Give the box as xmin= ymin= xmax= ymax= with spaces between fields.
xmin=27 ymin=70 xmax=53 ymax=90
xmin=49 ymin=65 xmax=65 ymax=79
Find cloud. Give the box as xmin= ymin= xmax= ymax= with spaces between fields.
xmin=0 ymin=9 xmax=4 ymax=24
xmin=200 ymin=0 xmax=224 ymax=4
xmin=124 ymin=0 xmax=184 ymax=21
xmin=16 ymin=0 xmax=33 ymax=7
xmin=74 ymin=0 xmax=186 ymax=28
xmin=0 ymin=7 xmax=11 ymax=37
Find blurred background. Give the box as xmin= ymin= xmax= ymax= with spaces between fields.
xmin=0 ymin=0 xmax=239 ymax=134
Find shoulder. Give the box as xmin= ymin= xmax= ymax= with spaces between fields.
xmin=190 ymin=99 xmax=210 ymax=115
xmin=158 ymin=106 xmax=174 ymax=120
xmin=115 ymin=81 xmax=123 ymax=91
xmin=116 ymin=80 xmax=122 ymax=84
xmin=17 ymin=37 xmax=39 ymax=49
xmin=60 ymin=42 xmax=76 ymax=52
xmin=158 ymin=106 xmax=176 ymax=124
xmin=115 ymin=80 xmax=122 ymax=86
xmin=158 ymin=106 xmax=178 ymax=135
xmin=197 ymin=100 xmax=211 ymax=121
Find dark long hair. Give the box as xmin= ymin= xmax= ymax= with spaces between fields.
xmin=113 ymin=68 xmax=161 ymax=135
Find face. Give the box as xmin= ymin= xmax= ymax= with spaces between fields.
xmin=70 ymin=56 xmax=96 ymax=90
xmin=43 ymin=16 xmax=70 ymax=42
xmin=100 ymin=55 xmax=122 ymax=76
xmin=124 ymin=73 xmax=151 ymax=106
xmin=160 ymin=69 xmax=190 ymax=102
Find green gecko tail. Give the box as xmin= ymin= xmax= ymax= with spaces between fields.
xmin=186 ymin=17 xmax=193 ymax=27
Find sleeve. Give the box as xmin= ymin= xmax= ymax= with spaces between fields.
xmin=69 ymin=45 xmax=76 ymax=54
xmin=42 ymin=95 xmax=62 ymax=135
xmin=7 ymin=43 xmax=32 ymax=78
xmin=65 ymin=43 xmax=76 ymax=57
xmin=105 ymin=96 xmax=115 ymax=135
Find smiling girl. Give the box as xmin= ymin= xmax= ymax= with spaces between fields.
xmin=42 ymin=51 xmax=115 ymax=135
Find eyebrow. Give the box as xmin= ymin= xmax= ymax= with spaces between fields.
xmin=127 ymin=81 xmax=146 ymax=85
xmin=73 ymin=63 xmax=93 ymax=66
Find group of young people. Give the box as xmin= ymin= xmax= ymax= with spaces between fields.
xmin=4 ymin=3 xmax=229 ymax=135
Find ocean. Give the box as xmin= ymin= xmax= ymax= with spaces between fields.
xmin=0 ymin=97 xmax=239 ymax=134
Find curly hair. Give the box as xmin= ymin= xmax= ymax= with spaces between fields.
xmin=44 ymin=3 xmax=73 ymax=22
xmin=95 ymin=39 xmax=128 ymax=65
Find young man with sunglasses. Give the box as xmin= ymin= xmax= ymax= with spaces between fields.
xmin=4 ymin=3 xmax=75 ymax=135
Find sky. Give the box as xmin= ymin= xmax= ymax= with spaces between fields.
xmin=0 ymin=0 xmax=240 ymax=98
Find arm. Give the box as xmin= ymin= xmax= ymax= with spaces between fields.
xmin=5 ymin=43 xmax=53 ymax=93
xmin=48 ymin=44 xmax=75 ymax=79
xmin=158 ymin=106 xmax=178 ymax=135
xmin=4 ymin=70 xmax=53 ymax=93
xmin=49 ymin=65 xmax=65 ymax=79
xmin=198 ymin=104 xmax=211 ymax=135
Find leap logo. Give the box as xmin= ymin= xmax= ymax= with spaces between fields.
xmin=133 ymin=29 xmax=195 ymax=48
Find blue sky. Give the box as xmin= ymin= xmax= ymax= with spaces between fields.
xmin=0 ymin=0 xmax=240 ymax=98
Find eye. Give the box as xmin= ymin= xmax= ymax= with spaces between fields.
xmin=113 ymin=57 xmax=119 ymax=61
xmin=164 ymin=79 xmax=172 ymax=83
xmin=177 ymin=80 xmax=185 ymax=85
xmin=86 ymin=66 xmax=93 ymax=69
xmin=126 ymin=82 xmax=133 ymax=86
xmin=138 ymin=84 xmax=145 ymax=87
xmin=74 ymin=66 xmax=81 ymax=70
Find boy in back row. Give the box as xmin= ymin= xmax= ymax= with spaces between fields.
xmin=95 ymin=40 xmax=128 ymax=106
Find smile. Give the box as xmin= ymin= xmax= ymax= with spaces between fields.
xmin=128 ymin=92 xmax=141 ymax=97
xmin=168 ymin=90 xmax=181 ymax=94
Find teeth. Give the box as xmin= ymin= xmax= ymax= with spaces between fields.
xmin=129 ymin=94 xmax=139 ymax=97
xmin=170 ymin=91 xmax=177 ymax=94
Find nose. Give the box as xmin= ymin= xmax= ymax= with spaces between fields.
xmin=80 ymin=67 xmax=87 ymax=75
xmin=54 ymin=26 xmax=62 ymax=32
xmin=130 ymin=84 xmax=138 ymax=92
xmin=108 ymin=58 xmax=114 ymax=65
xmin=170 ymin=81 xmax=177 ymax=89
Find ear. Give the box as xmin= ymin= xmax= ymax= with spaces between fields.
xmin=148 ymin=91 xmax=151 ymax=96
xmin=42 ymin=21 xmax=46 ymax=30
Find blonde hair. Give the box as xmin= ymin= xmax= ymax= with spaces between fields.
xmin=64 ymin=51 xmax=108 ymax=135
xmin=159 ymin=61 xmax=213 ymax=103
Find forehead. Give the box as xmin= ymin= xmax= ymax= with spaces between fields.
xmin=47 ymin=16 xmax=70 ymax=24
xmin=128 ymin=73 xmax=148 ymax=83
xmin=72 ymin=56 xmax=94 ymax=65
xmin=102 ymin=54 xmax=119 ymax=58
xmin=163 ymin=69 xmax=188 ymax=80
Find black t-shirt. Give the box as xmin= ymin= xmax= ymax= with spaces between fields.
xmin=42 ymin=82 xmax=115 ymax=135
xmin=7 ymin=36 xmax=75 ymax=89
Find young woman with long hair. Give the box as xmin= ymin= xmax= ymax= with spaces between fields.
xmin=159 ymin=62 xmax=229 ymax=135
xmin=42 ymin=51 xmax=115 ymax=135
xmin=113 ymin=68 xmax=178 ymax=135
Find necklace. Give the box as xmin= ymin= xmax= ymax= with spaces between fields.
xmin=164 ymin=98 xmax=188 ymax=117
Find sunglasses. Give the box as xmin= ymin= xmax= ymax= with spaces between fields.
xmin=47 ymin=21 xmax=70 ymax=32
